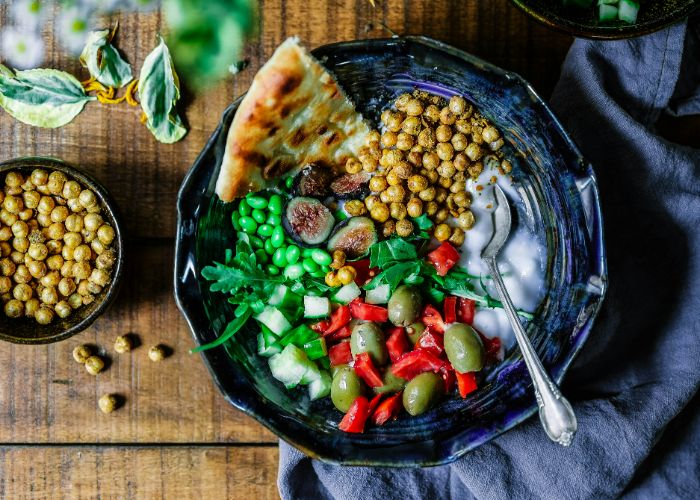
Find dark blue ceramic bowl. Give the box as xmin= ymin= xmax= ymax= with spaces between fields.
xmin=174 ymin=36 xmax=607 ymax=466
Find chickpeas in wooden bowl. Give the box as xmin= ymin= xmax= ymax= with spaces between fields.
xmin=0 ymin=157 xmax=124 ymax=344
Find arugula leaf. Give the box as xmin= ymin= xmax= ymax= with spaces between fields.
xmin=138 ymin=36 xmax=187 ymax=144
xmin=80 ymin=29 xmax=133 ymax=88
xmin=369 ymin=238 xmax=417 ymax=268
xmin=0 ymin=65 xmax=95 ymax=128
xmin=190 ymin=306 xmax=253 ymax=353
xmin=411 ymin=214 xmax=434 ymax=230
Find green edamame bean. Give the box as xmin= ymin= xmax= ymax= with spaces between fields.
xmin=257 ymin=224 xmax=274 ymax=238
xmin=231 ymin=211 xmax=241 ymax=231
xmin=350 ymin=322 xmax=387 ymax=365
xmin=388 ymin=285 xmax=423 ymax=326
xmin=264 ymin=239 xmax=276 ymax=255
xmin=402 ymin=372 xmax=443 ymax=416
xmin=266 ymin=214 xmax=282 ymax=226
xmin=254 ymin=249 xmax=269 ymax=264
xmin=271 ymin=226 xmax=285 ymax=248
xmin=249 ymin=235 xmax=264 ymax=249
xmin=285 ymin=245 xmax=300 ymax=264
xmin=246 ymin=196 xmax=268 ymax=210
xmin=268 ymin=194 xmax=283 ymax=215
xmin=302 ymin=258 xmax=319 ymax=273
xmin=252 ymin=209 xmax=266 ymax=224
xmin=331 ymin=366 xmax=363 ymax=413
xmin=311 ymin=270 xmax=327 ymax=279
xmin=285 ymin=176 xmax=294 ymax=189
xmin=265 ymin=264 xmax=280 ymax=275
xmin=284 ymin=263 xmax=305 ymax=280
xmin=302 ymin=248 xmax=314 ymax=258
xmin=238 ymin=199 xmax=251 ymax=216
xmin=444 ymin=323 xmax=485 ymax=373
xmin=310 ymin=249 xmax=332 ymax=266
xmin=272 ymin=248 xmax=288 ymax=268
xmin=239 ymin=216 xmax=257 ymax=234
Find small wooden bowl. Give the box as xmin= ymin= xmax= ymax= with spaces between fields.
xmin=0 ymin=157 xmax=124 ymax=344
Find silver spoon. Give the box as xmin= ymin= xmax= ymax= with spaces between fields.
xmin=482 ymin=185 xmax=577 ymax=446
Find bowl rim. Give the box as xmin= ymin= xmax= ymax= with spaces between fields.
xmin=508 ymin=0 xmax=700 ymax=40
xmin=174 ymin=35 xmax=608 ymax=466
xmin=0 ymin=156 xmax=125 ymax=345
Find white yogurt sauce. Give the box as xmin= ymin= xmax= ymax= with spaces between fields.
xmin=457 ymin=172 xmax=546 ymax=350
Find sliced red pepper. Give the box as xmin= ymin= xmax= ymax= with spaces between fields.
xmin=443 ymin=296 xmax=457 ymax=324
xmin=368 ymin=393 xmax=384 ymax=414
xmin=338 ymin=396 xmax=370 ymax=433
xmin=328 ymin=324 xmax=352 ymax=341
xmin=421 ymin=304 xmax=445 ymax=334
xmin=328 ymin=342 xmax=352 ymax=366
xmin=456 ymin=371 xmax=478 ymax=398
xmin=440 ymin=364 xmax=456 ymax=393
xmin=349 ymin=299 xmax=389 ymax=323
xmin=456 ymin=298 xmax=476 ymax=325
xmin=348 ymin=259 xmax=378 ymax=286
xmin=324 ymin=305 xmax=350 ymax=335
xmin=311 ymin=320 xmax=330 ymax=333
xmin=391 ymin=349 xmax=445 ymax=380
xmin=477 ymin=331 xmax=502 ymax=363
xmin=371 ymin=391 xmax=403 ymax=426
xmin=426 ymin=241 xmax=460 ymax=276
xmin=415 ymin=329 xmax=444 ymax=358
xmin=386 ymin=327 xmax=410 ymax=363
xmin=353 ymin=352 xmax=384 ymax=388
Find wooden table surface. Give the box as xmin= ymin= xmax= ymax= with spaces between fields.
xmin=0 ymin=1 xmax=574 ymax=498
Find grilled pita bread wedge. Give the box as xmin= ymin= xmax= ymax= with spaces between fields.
xmin=215 ymin=38 xmax=371 ymax=202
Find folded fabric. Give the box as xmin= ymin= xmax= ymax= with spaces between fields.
xmin=278 ymin=16 xmax=700 ymax=500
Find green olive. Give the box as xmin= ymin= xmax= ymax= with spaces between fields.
xmin=330 ymin=362 xmax=348 ymax=378
xmin=444 ymin=323 xmax=485 ymax=373
xmin=331 ymin=366 xmax=363 ymax=412
xmin=373 ymin=369 xmax=407 ymax=394
xmin=405 ymin=321 xmax=426 ymax=344
xmin=350 ymin=322 xmax=387 ymax=365
xmin=402 ymin=372 xmax=444 ymax=416
xmin=387 ymin=285 xmax=422 ymax=326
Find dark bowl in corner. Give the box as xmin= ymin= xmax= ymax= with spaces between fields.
xmin=0 ymin=157 xmax=124 ymax=345
xmin=174 ymin=36 xmax=608 ymax=466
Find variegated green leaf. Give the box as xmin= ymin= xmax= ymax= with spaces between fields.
xmin=79 ymin=29 xmax=133 ymax=88
xmin=0 ymin=65 xmax=95 ymax=128
xmin=138 ymin=36 xmax=187 ymax=144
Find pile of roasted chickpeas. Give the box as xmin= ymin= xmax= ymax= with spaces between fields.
xmin=344 ymin=90 xmax=512 ymax=243
xmin=0 ymin=169 xmax=116 ymax=324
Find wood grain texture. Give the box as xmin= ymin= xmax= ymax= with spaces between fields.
xmin=0 ymin=445 xmax=279 ymax=499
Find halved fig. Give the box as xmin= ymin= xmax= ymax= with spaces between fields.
xmin=283 ymin=197 xmax=335 ymax=247
xmin=292 ymin=163 xmax=333 ymax=198
xmin=330 ymin=172 xmax=371 ymax=200
xmin=327 ymin=217 xmax=378 ymax=259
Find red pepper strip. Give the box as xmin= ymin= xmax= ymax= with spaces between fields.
xmin=371 ymin=391 xmax=403 ymax=426
xmin=329 ymin=324 xmax=352 ymax=341
xmin=421 ymin=304 xmax=445 ymax=334
xmin=415 ymin=329 xmax=445 ymax=358
xmin=440 ymin=364 xmax=456 ymax=393
xmin=338 ymin=396 xmax=370 ymax=433
xmin=391 ymin=349 xmax=445 ymax=380
xmin=349 ymin=259 xmax=378 ymax=286
xmin=426 ymin=241 xmax=460 ymax=277
xmin=477 ymin=332 xmax=502 ymax=363
xmin=324 ymin=305 xmax=351 ymax=335
xmin=456 ymin=298 xmax=475 ymax=325
xmin=386 ymin=327 xmax=410 ymax=363
xmin=349 ymin=300 xmax=389 ymax=323
xmin=329 ymin=341 xmax=352 ymax=366
xmin=353 ymin=352 xmax=384 ymax=388
xmin=368 ymin=393 xmax=384 ymax=414
xmin=443 ymin=296 xmax=457 ymax=324
xmin=456 ymin=371 xmax=478 ymax=398
xmin=311 ymin=320 xmax=330 ymax=333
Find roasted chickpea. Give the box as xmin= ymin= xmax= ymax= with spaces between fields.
xmin=83 ymin=213 xmax=102 ymax=232
xmin=406 ymin=198 xmax=423 ymax=218
xmin=344 ymin=200 xmax=367 ymax=216
xmin=61 ymin=261 xmax=74 ymax=279
xmin=422 ymin=104 xmax=440 ymax=123
xmin=114 ymin=335 xmax=132 ymax=354
xmin=0 ymin=276 xmax=11 ymax=294
xmin=61 ymin=245 xmax=75 ymax=261
xmin=85 ymin=355 xmax=104 ymax=375
xmin=73 ymin=244 xmax=91 ymax=263
xmin=37 ymin=196 xmax=54 ymax=215
xmin=325 ymin=271 xmax=342 ymax=288
xmin=23 ymin=190 xmax=40 ymax=209
xmin=395 ymin=219 xmax=413 ymax=237
xmin=28 ymin=260 xmax=47 ymax=279
xmin=401 ymin=116 xmax=421 ymax=136
xmin=30 ymin=169 xmax=49 ymax=187
xmin=453 ymin=191 xmax=471 ymax=208
xmin=72 ymin=262 xmax=91 ymax=280
xmin=4 ymin=195 xmax=23 ymax=215
xmin=37 ymin=213 xmax=51 ymax=227
xmin=439 ymin=107 xmax=456 ymax=125
xmin=436 ymin=142 xmax=454 ymax=161
xmin=0 ymin=209 xmax=17 ymax=226
xmin=64 ymin=232 xmax=82 ymax=248
xmin=337 ymin=266 xmax=357 ymax=286
xmin=380 ymin=131 xmax=397 ymax=148
xmin=457 ymin=211 xmax=476 ymax=229
xmin=344 ymin=157 xmax=362 ymax=174
xmin=417 ymin=128 xmax=436 ymax=149
xmin=99 ymin=394 xmax=118 ymax=413
xmin=482 ymin=125 xmax=500 ymax=143
xmin=422 ymin=152 xmax=439 ymax=170
xmin=3 ymin=171 xmax=21 ymax=187
xmin=50 ymin=206 xmax=69 ymax=223
xmin=468 ymin=162 xmax=484 ymax=179
xmin=395 ymin=132 xmax=414 ymax=151
xmin=449 ymin=227 xmax=465 ymax=246
xmin=67 ymin=198 xmax=83 ymax=213
xmin=0 ymin=227 xmax=11 ymax=242
xmin=383 ymin=149 xmax=403 ymax=168
xmin=386 ymin=185 xmax=406 ymax=203
xmin=58 ymin=277 xmax=76 ymax=297
xmin=418 ymin=187 xmax=436 ymax=202
xmin=453 ymin=153 xmax=468 ymax=172
xmin=24 ymin=298 xmax=40 ymax=318
xmin=471 ymin=126 xmax=484 ymax=145
xmin=46 ymin=255 xmax=64 ymax=271
xmin=437 ymin=160 xmax=456 ymax=178
xmin=78 ymin=190 xmax=97 ymax=209
xmin=367 ymin=130 xmax=381 ymax=144
xmin=18 ymin=209 xmax=32 ymax=222
xmin=40 ymin=286 xmax=58 ymax=305
xmin=449 ymin=95 xmax=467 ymax=115
xmin=407 ymin=151 xmax=423 ymax=167
xmin=330 ymin=250 xmax=346 ymax=270
xmin=82 ymin=230 xmax=96 ymax=244
xmin=382 ymin=220 xmax=396 ymax=238
xmin=10 ymin=251 xmax=24 ymax=265
xmin=367 ymin=176 xmax=386 ymax=195
xmin=13 ymin=236 xmax=29 ymax=253
xmin=407 ymin=175 xmax=429 ymax=193
xmin=489 ymin=138 xmax=505 ymax=151
xmin=28 ymin=242 xmax=48 ymax=261
xmin=0 ymin=242 xmax=10 ymax=257
xmin=450 ymin=133 xmax=467 ymax=151
xmin=86 ymin=281 xmax=103 ymax=294
xmin=394 ymin=93 xmax=412 ymax=111
xmin=434 ymin=207 xmax=450 ymax=223
xmin=55 ymin=301 xmax=71 ymax=319
xmin=0 ymin=258 xmax=16 ymax=276
xmin=436 ymin=124 xmax=452 ymax=143
xmin=40 ymin=271 xmax=60 ymax=288
xmin=438 ymin=176 xmax=452 ymax=189
xmin=390 ymin=202 xmax=407 ymax=220
xmin=148 ymin=345 xmax=166 ymax=362
xmin=14 ymin=265 xmax=32 ymax=284
xmin=370 ymin=203 xmax=390 ymax=223
xmin=12 ymin=283 xmax=32 ymax=302
xmin=11 ymin=221 xmax=29 ymax=238
xmin=435 ymin=188 xmax=448 ymax=204
xmin=379 ymin=190 xmax=391 ymax=204
xmin=35 ymin=306 xmax=54 ymax=325
xmin=82 ymin=294 xmax=95 ymax=306
xmin=61 ymin=180 xmax=81 ymax=199
xmin=385 ymin=111 xmax=404 ymax=132
xmin=455 ymin=119 xmax=472 ymax=135
xmin=501 ymin=159 xmax=513 ymax=174
xmin=425 ymin=201 xmax=439 ymax=216
xmin=5 ymin=299 xmax=24 ymax=318
xmin=385 ymin=170 xmax=402 ymax=187
xmin=361 ymin=156 xmax=378 ymax=173
xmin=434 ymin=223 xmax=451 ymax=241
xmin=91 ymin=240 xmax=106 ymax=255
xmin=392 ymin=161 xmax=412 ymax=180
xmin=465 ymin=143 xmax=482 ymax=162
xmin=47 ymin=171 xmax=67 ymax=196
xmin=67 ymin=293 xmax=83 ymax=309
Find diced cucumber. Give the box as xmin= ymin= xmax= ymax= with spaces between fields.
xmin=332 ymin=282 xmax=361 ymax=304
xmin=317 ymin=357 xmax=331 ymax=370
xmin=308 ymin=370 xmax=332 ymax=400
xmin=269 ymin=285 xmax=303 ymax=310
xmin=365 ymin=284 xmax=390 ymax=305
xmin=598 ymin=4 xmax=618 ymax=20
xmin=257 ymin=324 xmax=281 ymax=357
xmin=304 ymin=296 xmax=331 ymax=318
xmin=618 ymin=0 xmax=639 ymax=23
xmin=279 ymin=324 xmax=318 ymax=348
xmin=302 ymin=337 xmax=327 ymax=360
xmin=268 ymin=345 xmax=319 ymax=389
xmin=254 ymin=306 xmax=292 ymax=336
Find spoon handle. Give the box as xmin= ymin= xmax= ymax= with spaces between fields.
xmin=485 ymin=258 xmax=578 ymax=446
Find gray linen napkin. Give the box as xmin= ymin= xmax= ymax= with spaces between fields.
xmin=278 ymin=16 xmax=700 ymax=500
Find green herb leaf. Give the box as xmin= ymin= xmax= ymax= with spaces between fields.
xmin=190 ymin=306 xmax=252 ymax=353
xmin=138 ymin=36 xmax=187 ymax=144
xmin=0 ymin=65 xmax=95 ymax=128
xmin=411 ymin=214 xmax=434 ymax=230
xmin=80 ymin=29 xmax=133 ymax=88
xmin=369 ymin=238 xmax=417 ymax=268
